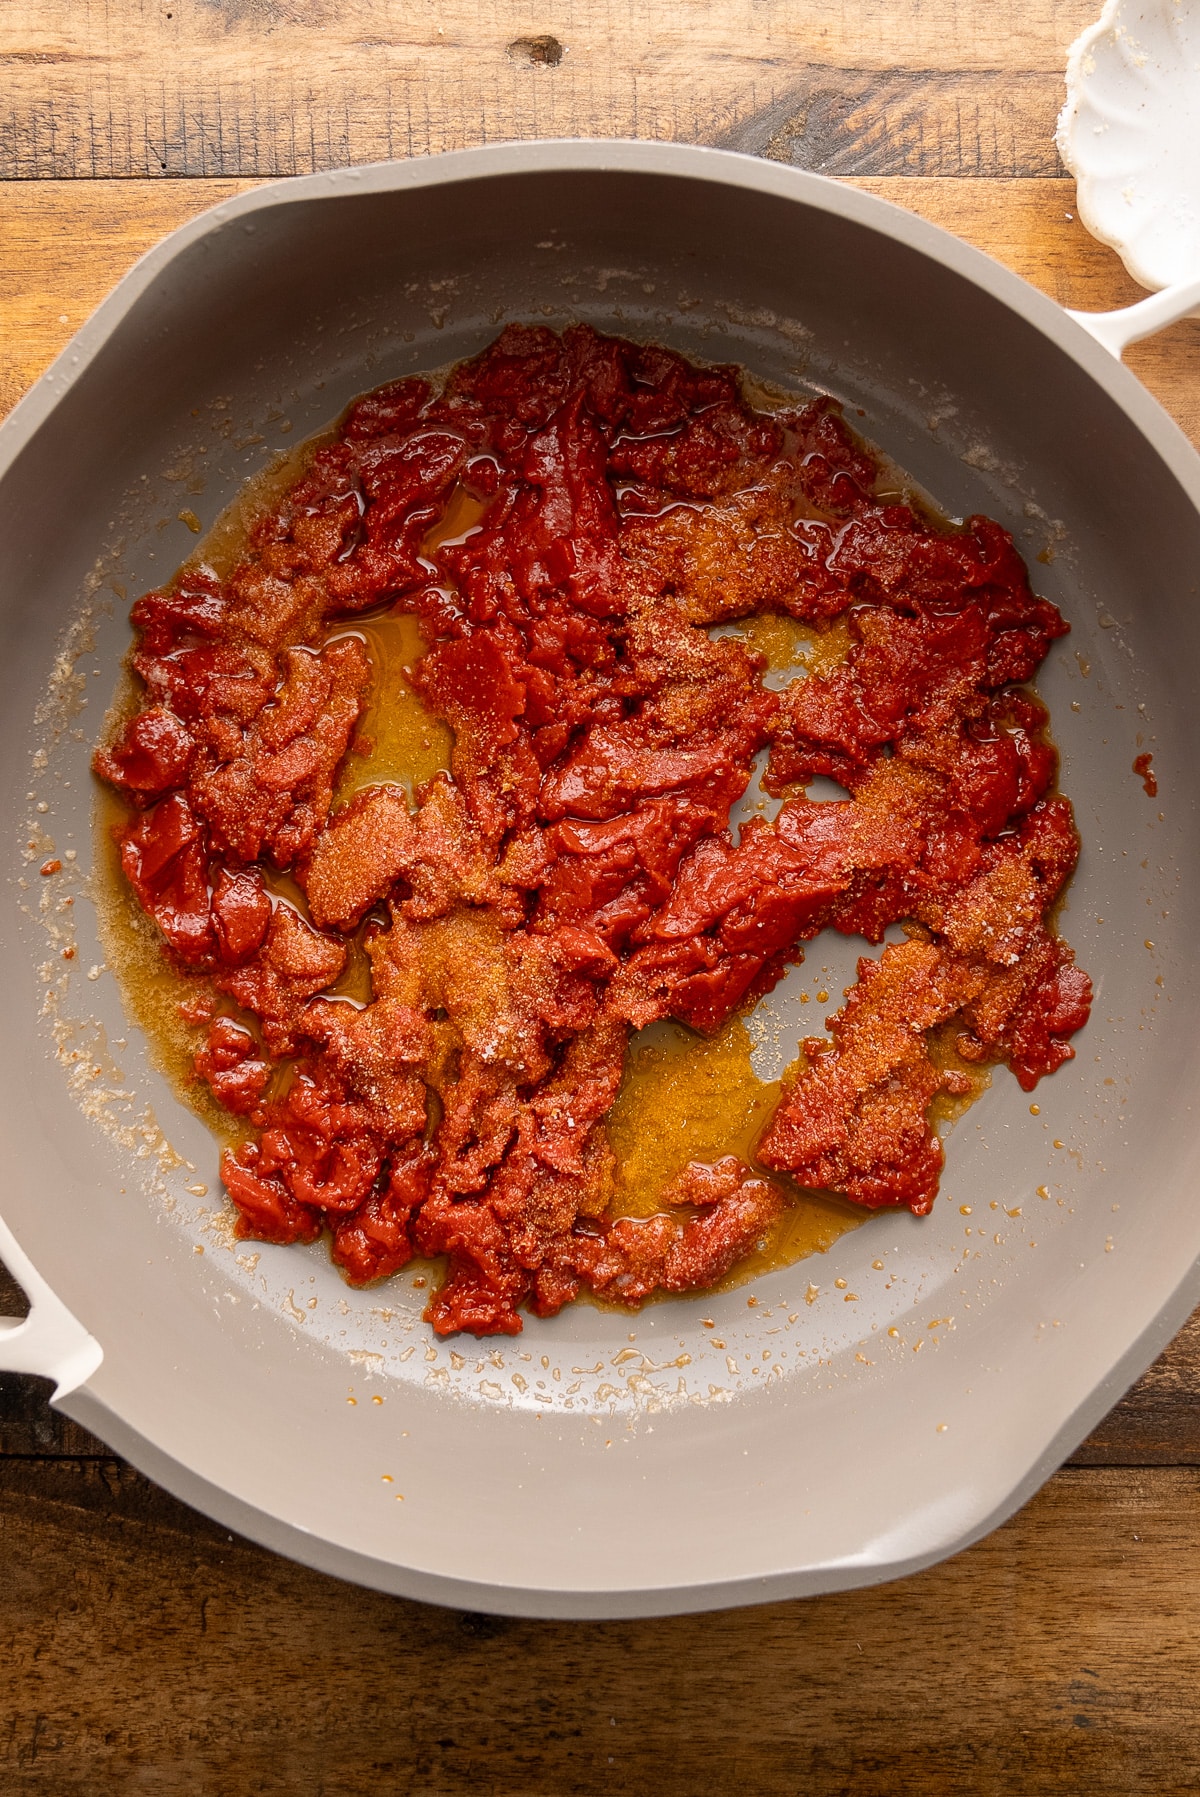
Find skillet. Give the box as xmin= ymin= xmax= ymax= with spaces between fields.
xmin=2 ymin=141 xmax=1200 ymax=1618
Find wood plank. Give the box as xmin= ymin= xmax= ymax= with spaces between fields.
xmin=726 ymin=70 xmax=1066 ymax=177
xmin=1072 ymin=1311 xmax=1200 ymax=1466
xmin=0 ymin=176 xmax=250 ymax=415
xmin=0 ymin=1375 xmax=104 ymax=1457
xmin=1 ymin=1457 xmax=1199 ymax=1794
xmin=0 ymin=0 xmax=1099 ymax=180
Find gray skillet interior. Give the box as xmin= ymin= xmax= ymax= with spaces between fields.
xmin=2 ymin=146 xmax=1199 ymax=1617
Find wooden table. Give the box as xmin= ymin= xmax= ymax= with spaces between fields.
xmin=2 ymin=4 xmax=1199 ymax=1790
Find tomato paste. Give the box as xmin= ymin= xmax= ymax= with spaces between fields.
xmin=95 ymin=325 xmax=1091 ymax=1336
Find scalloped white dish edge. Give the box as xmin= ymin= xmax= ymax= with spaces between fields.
xmin=1058 ymin=0 xmax=1200 ymax=292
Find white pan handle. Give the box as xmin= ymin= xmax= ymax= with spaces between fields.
xmin=1068 ymin=276 xmax=1200 ymax=359
xmin=0 ymin=1215 xmax=103 ymax=1399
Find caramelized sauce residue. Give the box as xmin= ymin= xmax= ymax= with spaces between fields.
xmin=188 ymin=432 xmax=336 ymax=581
xmin=89 ymin=416 xmax=920 ymax=1295
xmin=92 ymin=330 xmax=1089 ymax=1332
xmin=93 ymin=782 xmax=251 ymax=1148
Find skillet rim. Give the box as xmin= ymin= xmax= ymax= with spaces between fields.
xmin=3 ymin=138 xmax=1200 ymax=1617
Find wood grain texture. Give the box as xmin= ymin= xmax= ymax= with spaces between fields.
xmin=1 ymin=1456 xmax=1199 ymax=1794
xmin=726 ymin=70 xmax=1066 ymax=176
xmin=1071 ymin=1311 xmax=1200 ymax=1466
xmin=0 ymin=0 xmax=1099 ymax=180
xmin=0 ymin=176 xmax=251 ymax=414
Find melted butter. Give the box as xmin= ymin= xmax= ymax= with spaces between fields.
xmin=258 ymin=863 xmax=311 ymax=918
xmin=329 ymin=611 xmax=452 ymax=803
xmin=323 ymin=926 xmax=377 ymax=1006
xmin=928 ymin=1019 xmax=992 ymax=1125
xmin=737 ymin=370 xmax=798 ymax=414
xmin=608 ymin=1018 xmax=779 ymax=1213
xmin=421 ymin=482 xmax=493 ymax=555
xmin=800 ymin=615 xmax=855 ymax=679
xmin=183 ymin=431 xmax=335 ymax=582
xmin=719 ymin=612 xmax=854 ymax=684
xmin=734 ymin=612 xmax=811 ymax=673
xmin=605 ymin=1017 xmax=865 ymax=1292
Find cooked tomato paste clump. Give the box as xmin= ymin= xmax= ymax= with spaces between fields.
xmin=95 ymin=325 xmax=1091 ymax=1335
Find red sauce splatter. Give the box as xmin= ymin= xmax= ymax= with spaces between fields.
xmin=1133 ymin=752 xmax=1158 ymax=797
xmin=94 ymin=325 xmax=1091 ymax=1336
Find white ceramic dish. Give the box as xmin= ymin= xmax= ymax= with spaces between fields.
xmin=1058 ymin=0 xmax=1200 ymax=290
xmin=3 ymin=143 xmax=1200 ymax=1617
